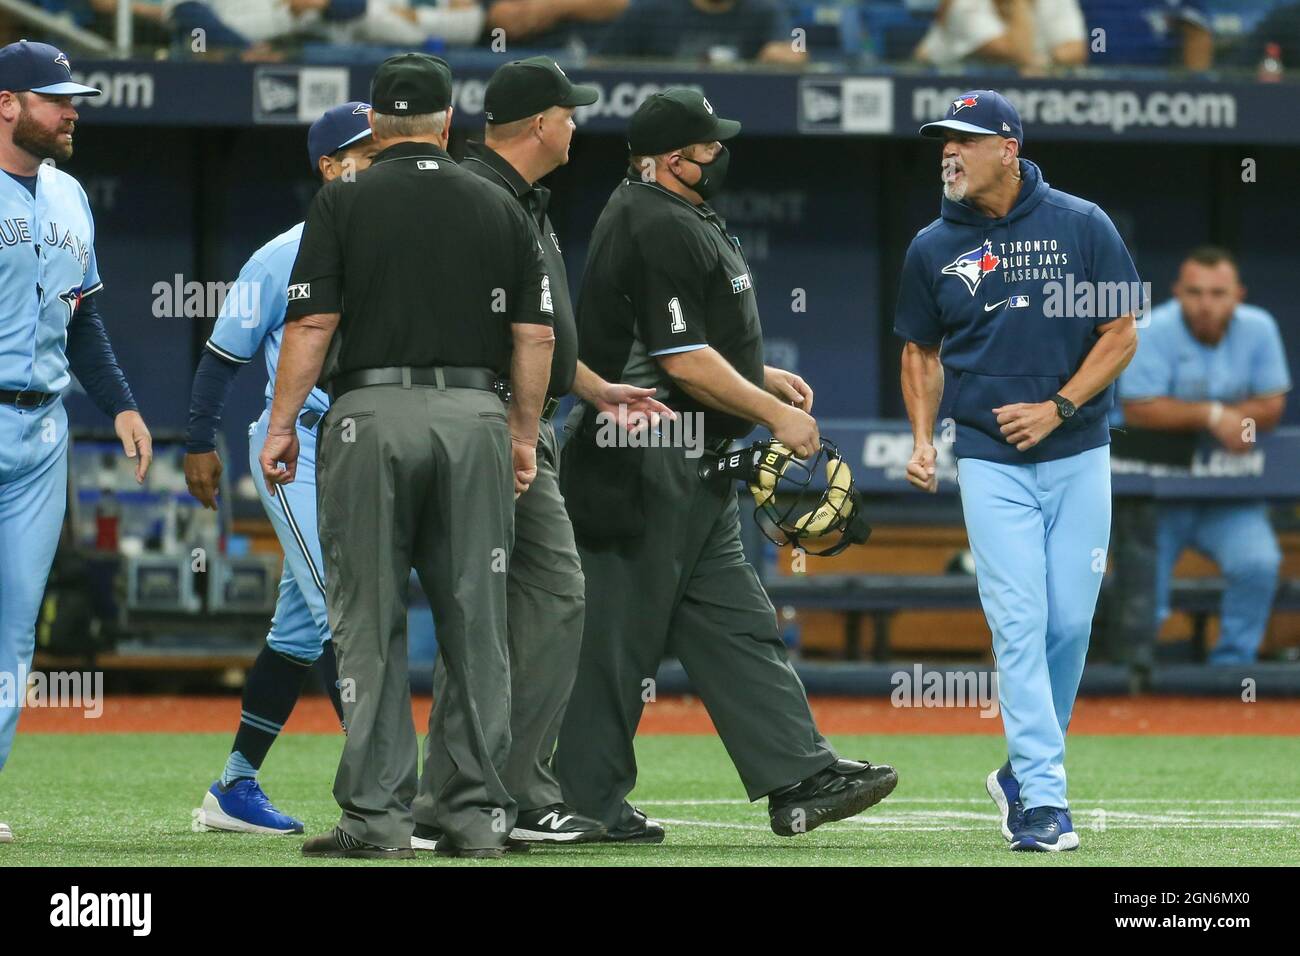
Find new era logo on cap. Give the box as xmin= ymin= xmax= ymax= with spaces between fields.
xmin=394 ymin=100 xmax=408 ymax=111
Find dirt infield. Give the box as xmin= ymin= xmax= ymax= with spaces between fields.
xmin=15 ymin=694 xmax=1300 ymax=735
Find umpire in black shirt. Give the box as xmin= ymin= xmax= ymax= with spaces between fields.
xmin=553 ymin=90 xmax=898 ymax=841
xmin=418 ymin=57 xmax=669 ymax=848
xmin=260 ymin=53 xmax=555 ymax=860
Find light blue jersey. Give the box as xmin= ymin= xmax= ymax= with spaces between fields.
xmin=0 ymin=163 xmax=101 ymax=393
xmin=1115 ymin=299 xmax=1289 ymax=664
xmin=2 ymin=162 xmax=102 ymax=773
xmin=1112 ymin=300 xmax=1291 ymax=424
xmin=204 ymin=222 xmax=329 ymax=416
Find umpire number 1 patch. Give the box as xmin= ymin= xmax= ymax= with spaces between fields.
xmin=668 ymin=297 xmax=686 ymax=333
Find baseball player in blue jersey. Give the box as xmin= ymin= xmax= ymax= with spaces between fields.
xmin=896 ymin=91 xmax=1140 ymax=852
xmin=1116 ymin=247 xmax=1290 ymax=664
xmin=0 ymin=41 xmax=152 ymax=845
xmin=185 ymin=102 xmax=377 ymax=835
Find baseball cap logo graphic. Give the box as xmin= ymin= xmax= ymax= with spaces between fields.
xmin=352 ymin=102 xmax=370 ymax=114
xmin=54 ymin=52 xmax=70 ymax=72
xmin=554 ymin=61 xmax=566 ymax=77
xmin=952 ymin=95 xmax=979 ymax=113
xmin=702 ymin=96 xmax=714 ymax=115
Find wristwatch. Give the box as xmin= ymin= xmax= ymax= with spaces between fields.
xmin=1050 ymin=393 xmax=1076 ymax=422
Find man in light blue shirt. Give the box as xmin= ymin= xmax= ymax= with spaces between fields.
xmin=1117 ymin=246 xmax=1290 ymax=664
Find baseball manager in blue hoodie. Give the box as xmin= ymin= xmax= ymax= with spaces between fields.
xmin=895 ymin=91 xmax=1140 ymax=853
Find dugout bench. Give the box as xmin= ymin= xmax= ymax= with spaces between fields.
xmin=764 ymin=574 xmax=1300 ymax=662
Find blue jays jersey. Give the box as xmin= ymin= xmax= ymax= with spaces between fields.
xmin=0 ymin=164 xmax=101 ymax=394
xmin=895 ymin=159 xmax=1142 ymax=465
xmin=204 ymin=222 xmax=329 ymax=416
xmin=1112 ymin=300 xmax=1291 ymax=424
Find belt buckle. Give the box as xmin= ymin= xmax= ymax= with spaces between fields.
xmin=16 ymin=390 xmax=45 ymax=409
xmin=493 ymin=379 xmax=512 ymax=403
xmin=541 ymin=397 xmax=560 ymax=422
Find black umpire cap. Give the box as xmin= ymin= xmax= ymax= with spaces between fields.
xmin=370 ymin=52 xmax=452 ymax=116
xmin=485 ymin=56 xmax=598 ymax=124
xmin=627 ymin=89 xmax=740 ymax=155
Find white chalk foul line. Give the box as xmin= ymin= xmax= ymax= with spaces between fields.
xmin=641 ymin=797 xmax=1300 ymax=806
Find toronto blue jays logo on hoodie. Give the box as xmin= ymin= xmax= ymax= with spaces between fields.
xmin=941 ymin=239 xmax=1001 ymax=295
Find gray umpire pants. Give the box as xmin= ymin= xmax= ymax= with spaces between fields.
xmin=416 ymin=418 xmax=586 ymax=822
xmin=316 ymin=382 xmax=516 ymax=849
xmin=553 ymin=436 xmax=837 ymax=831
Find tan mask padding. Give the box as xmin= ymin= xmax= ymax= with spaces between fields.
xmin=750 ymin=444 xmax=854 ymax=536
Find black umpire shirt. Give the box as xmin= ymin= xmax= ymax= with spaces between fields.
xmin=577 ymin=174 xmax=765 ymax=439
xmin=460 ymin=141 xmax=577 ymax=398
xmin=285 ymin=141 xmax=553 ymax=377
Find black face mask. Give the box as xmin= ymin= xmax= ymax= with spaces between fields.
xmin=677 ymin=145 xmax=730 ymax=200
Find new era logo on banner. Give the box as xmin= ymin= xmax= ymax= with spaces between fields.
xmin=798 ymin=78 xmax=893 ymax=135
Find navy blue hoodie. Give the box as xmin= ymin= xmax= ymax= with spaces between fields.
xmin=895 ymin=159 xmax=1141 ymax=464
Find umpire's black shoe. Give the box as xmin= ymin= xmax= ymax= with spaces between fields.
xmin=768 ymin=758 xmax=899 ymax=837
xmin=301 ymin=827 xmax=414 ymax=860
xmin=600 ymin=807 xmax=665 ymax=844
xmin=511 ymin=804 xmax=607 ymax=844
xmin=416 ymin=823 xmax=530 ymax=857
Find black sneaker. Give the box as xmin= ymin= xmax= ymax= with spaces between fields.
xmin=511 ymin=804 xmax=607 ymax=844
xmin=410 ymin=822 xmax=443 ymax=852
xmin=302 ymin=826 xmax=414 ymax=860
xmin=768 ymin=758 xmax=898 ymax=837
xmin=415 ymin=822 xmax=530 ymax=856
xmin=600 ymin=806 xmax=665 ymax=844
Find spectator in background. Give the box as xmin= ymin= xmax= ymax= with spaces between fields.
xmin=85 ymin=1 xmax=172 ymax=47
xmin=168 ymin=0 xmax=486 ymax=58
xmin=1117 ymin=247 xmax=1290 ymax=664
xmin=599 ymin=0 xmax=804 ymax=65
xmin=915 ymin=0 xmax=1087 ymax=71
xmin=1228 ymin=1 xmax=1300 ymax=73
xmin=1079 ymin=0 xmax=1213 ymax=70
xmin=483 ymin=0 xmax=629 ymax=49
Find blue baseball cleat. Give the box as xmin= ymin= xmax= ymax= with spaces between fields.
xmin=197 ymin=780 xmax=304 ymax=835
xmin=1010 ymin=806 xmax=1079 ymax=852
xmin=986 ymin=761 xmax=1024 ymax=842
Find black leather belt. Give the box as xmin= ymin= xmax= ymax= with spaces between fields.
xmin=541 ymin=397 xmax=561 ymax=422
xmin=0 ymin=389 xmax=56 ymax=409
xmin=329 ymin=366 xmax=504 ymax=402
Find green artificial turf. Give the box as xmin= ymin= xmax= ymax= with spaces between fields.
xmin=1 ymin=733 xmax=1295 ymax=866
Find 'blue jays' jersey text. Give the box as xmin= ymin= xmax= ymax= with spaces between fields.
xmin=0 ymin=165 xmax=101 ymax=394
xmin=204 ymin=222 xmax=329 ymax=415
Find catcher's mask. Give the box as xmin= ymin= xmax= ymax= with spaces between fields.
xmin=698 ymin=438 xmax=872 ymax=556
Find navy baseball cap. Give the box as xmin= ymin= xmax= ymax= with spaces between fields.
xmin=0 ymin=40 xmax=99 ymax=97
xmin=308 ymin=101 xmax=373 ymax=171
xmin=919 ymin=90 xmax=1022 ymax=146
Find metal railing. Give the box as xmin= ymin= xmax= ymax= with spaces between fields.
xmin=0 ymin=0 xmax=127 ymax=56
